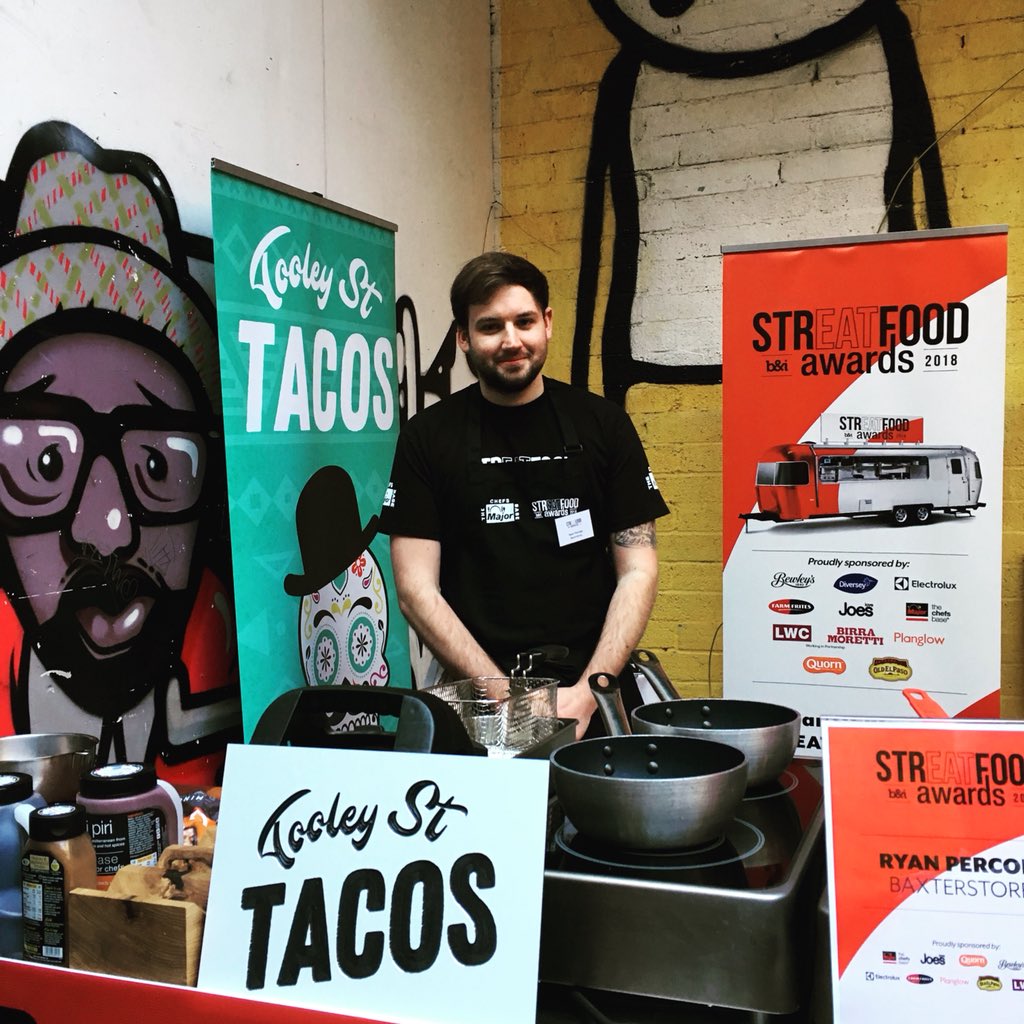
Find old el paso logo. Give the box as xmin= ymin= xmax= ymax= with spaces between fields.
xmin=834 ymin=573 xmax=878 ymax=594
xmin=869 ymin=657 xmax=912 ymax=682
xmin=804 ymin=656 xmax=845 ymax=675
xmin=978 ymin=976 xmax=1003 ymax=991
xmin=906 ymin=974 xmax=933 ymax=985
xmin=768 ymin=599 xmax=813 ymax=615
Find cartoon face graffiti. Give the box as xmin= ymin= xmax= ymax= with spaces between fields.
xmin=0 ymin=323 xmax=210 ymax=716
xmin=298 ymin=550 xmax=390 ymax=731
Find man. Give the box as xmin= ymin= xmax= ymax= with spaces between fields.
xmin=379 ymin=252 xmax=669 ymax=737
xmin=0 ymin=121 xmax=239 ymax=786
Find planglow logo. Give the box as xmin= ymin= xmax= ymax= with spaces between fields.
xmin=769 ymin=599 xmax=814 ymax=615
xmin=804 ymin=656 xmax=846 ymax=675
xmin=978 ymin=976 xmax=1003 ymax=992
xmin=869 ymin=657 xmax=912 ymax=682
xmin=835 ymin=573 xmax=878 ymax=593
xmin=960 ymin=954 xmax=988 ymax=968
xmin=906 ymin=974 xmax=933 ymax=985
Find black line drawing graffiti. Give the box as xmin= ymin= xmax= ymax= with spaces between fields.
xmin=573 ymin=0 xmax=950 ymax=405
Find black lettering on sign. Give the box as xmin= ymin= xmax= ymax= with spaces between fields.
xmin=389 ymin=860 xmax=444 ymax=973
xmin=337 ymin=868 xmax=386 ymax=979
xmin=448 ymin=852 xmax=497 ymax=966
xmin=387 ymin=780 xmax=469 ymax=841
xmin=277 ymin=876 xmax=332 ymax=986
xmin=241 ymin=882 xmax=286 ymax=990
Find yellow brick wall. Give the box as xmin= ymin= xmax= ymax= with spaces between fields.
xmin=497 ymin=0 xmax=1024 ymax=711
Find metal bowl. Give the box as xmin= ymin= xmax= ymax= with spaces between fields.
xmin=0 ymin=732 xmax=98 ymax=802
xmin=631 ymin=699 xmax=800 ymax=788
xmin=551 ymin=735 xmax=748 ymax=850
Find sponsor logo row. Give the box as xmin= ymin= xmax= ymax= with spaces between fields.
xmin=796 ymin=653 xmax=911 ymax=680
xmin=868 ymin=950 xmax=1024 ymax=991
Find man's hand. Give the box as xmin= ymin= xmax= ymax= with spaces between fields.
xmin=557 ymin=680 xmax=600 ymax=740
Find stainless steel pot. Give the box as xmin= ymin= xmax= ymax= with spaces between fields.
xmin=629 ymin=649 xmax=800 ymax=788
xmin=549 ymin=673 xmax=748 ymax=850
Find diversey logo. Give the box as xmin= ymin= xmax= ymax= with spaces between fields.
xmin=768 ymin=599 xmax=813 ymax=615
xmin=835 ymin=573 xmax=878 ymax=593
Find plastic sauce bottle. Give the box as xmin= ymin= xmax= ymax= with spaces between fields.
xmin=21 ymin=803 xmax=97 ymax=966
xmin=0 ymin=772 xmax=45 ymax=958
xmin=76 ymin=763 xmax=183 ymax=889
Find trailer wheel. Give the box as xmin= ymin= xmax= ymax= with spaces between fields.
xmin=914 ymin=505 xmax=931 ymax=524
xmin=892 ymin=506 xmax=910 ymax=526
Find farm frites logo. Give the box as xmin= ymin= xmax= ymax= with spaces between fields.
xmin=769 ymin=599 xmax=813 ymax=615
xmin=868 ymin=657 xmax=912 ymax=682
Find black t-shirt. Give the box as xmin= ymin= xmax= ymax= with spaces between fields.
xmin=379 ymin=378 xmax=669 ymax=672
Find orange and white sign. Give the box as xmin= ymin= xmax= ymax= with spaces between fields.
xmin=722 ymin=228 xmax=1007 ymax=752
xmin=823 ymin=719 xmax=1024 ymax=1022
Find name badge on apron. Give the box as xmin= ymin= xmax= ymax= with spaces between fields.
xmin=555 ymin=508 xmax=594 ymax=546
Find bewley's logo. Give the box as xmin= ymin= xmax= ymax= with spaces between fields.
xmin=771 ymin=571 xmax=814 ymax=589
xmin=768 ymin=599 xmax=813 ymax=615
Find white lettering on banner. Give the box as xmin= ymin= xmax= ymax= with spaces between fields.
xmin=338 ymin=258 xmax=384 ymax=320
xmin=239 ymin=320 xmax=395 ymax=434
xmin=250 ymin=225 xmax=335 ymax=311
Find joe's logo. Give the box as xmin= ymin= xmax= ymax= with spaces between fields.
xmin=768 ymin=599 xmax=813 ymax=615
xmin=804 ymin=656 xmax=845 ymax=675
xmin=834 ymin=573 xmax=878 ymax=593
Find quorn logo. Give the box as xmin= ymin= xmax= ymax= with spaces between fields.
xmin=768 ymin=599 xmax=814 ymax=615
xmin=977 ymin=976 xmax=1002 ymax=991
xmin=960 ymin=954 xmax=987 ymax=968
xmin=803 ymin=656 xmax=846 ymax=675
xmin=868 ymin=656 xmax=912 ymax=682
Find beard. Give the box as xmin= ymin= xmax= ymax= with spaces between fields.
xmin=464 ymin=345 xmax=545 ymax=395
xmin=25 ymin=568 xmax=194 ymax=720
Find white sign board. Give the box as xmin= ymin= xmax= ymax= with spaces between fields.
xmin=199 ymin=745 xmax=550 ymax=1024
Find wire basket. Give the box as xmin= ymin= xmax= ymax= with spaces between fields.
xmin=423 ymin=676 xmax=560 ymax=757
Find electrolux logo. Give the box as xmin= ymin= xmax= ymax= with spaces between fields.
xmin=835 ymin=573 xmax=878 ymax=593
xmin=773 ymin=623 xmax=811 ymax=642
xmin=895 ymin=576 xmax=957 ymax=591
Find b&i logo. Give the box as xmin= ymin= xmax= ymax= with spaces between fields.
xmin=769 ymin=599 xmax=813 ymax=615
xmin=835 ymin=573 xmax=878 ymax=594
xmin=773 ymin=623 xmax=811 ymax=642
xmin=481 ymin=498 xmax=519 ymax=524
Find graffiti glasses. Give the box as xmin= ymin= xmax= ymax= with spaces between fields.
xmin=0 ymin=391 xmax=210 ymax=534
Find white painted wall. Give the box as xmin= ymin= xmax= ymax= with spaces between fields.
xmin=0 ymin=0 xmax=493 ymax=381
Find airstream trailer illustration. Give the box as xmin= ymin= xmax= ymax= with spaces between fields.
xmin=744 ymin=443 xmax=983 ymax=526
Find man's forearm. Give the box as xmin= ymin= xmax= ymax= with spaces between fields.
xmin=390 ymin=536 xmax=503 ymax=681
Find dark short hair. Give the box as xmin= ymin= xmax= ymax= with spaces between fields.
xmin=450 ymin=252 xmax=549 ymax=331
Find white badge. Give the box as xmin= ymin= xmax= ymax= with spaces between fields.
xmin=555 ymin=509 xmax=594 ymax=547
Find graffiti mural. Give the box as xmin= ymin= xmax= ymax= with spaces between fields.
xmin=573 ymin=0 xmax=951 ymax=404
xmin=0 ymin=121 xmax=240 ymax=786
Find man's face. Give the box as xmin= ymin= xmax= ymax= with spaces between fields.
xmin=457 ymin=284 xmax=552 ymax=405
xmin=0 ymin=332 xmax=206 ymax=713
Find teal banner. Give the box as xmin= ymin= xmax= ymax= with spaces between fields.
xmin=211 ymin=163 xmax=409 ymax=737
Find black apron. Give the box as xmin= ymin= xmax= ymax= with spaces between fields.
xmin=443 ymin=386 xmax=641 ymax=733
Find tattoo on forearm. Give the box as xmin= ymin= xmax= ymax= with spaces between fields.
xmin=612 ymin=522 xmax=656 ymax=548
